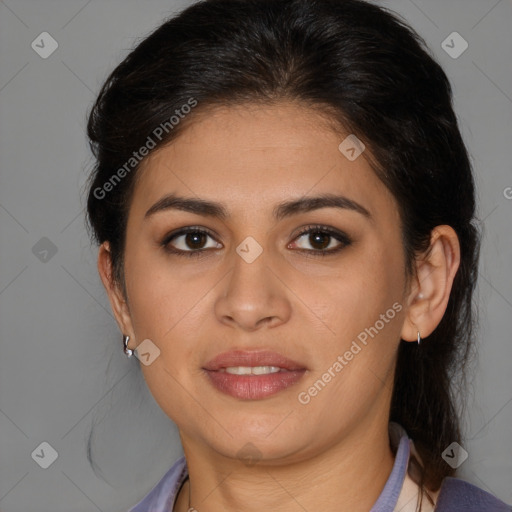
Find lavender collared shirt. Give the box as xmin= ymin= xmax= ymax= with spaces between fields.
xmin=126 ymin=424 xmax=511 ymax=512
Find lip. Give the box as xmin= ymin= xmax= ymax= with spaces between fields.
xmin=203 ymin=350 xmax=306 ymax=371
xmin=202 ymin=350 xmax=307 ymax=400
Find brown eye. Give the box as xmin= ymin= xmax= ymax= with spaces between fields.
xmin=305 ymin=232 xmax=332 ymax=250
xmin=161 ymin=227 xmax=222 ymax=257
xmin=290 ymin=225 xmax=352 ymax=255
xmin=182 ymin=232 xmax=208 ymax=250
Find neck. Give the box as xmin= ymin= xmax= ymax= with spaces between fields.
xmin=174 ymin=416 xmax=396 ymax=512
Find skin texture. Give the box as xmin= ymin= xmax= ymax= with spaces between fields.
xmin=98 ymin=101 xmax=460 ymax=512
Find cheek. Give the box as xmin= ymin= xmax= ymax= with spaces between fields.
xmin=295 ymin=246 xmax=404 ymax=428
xmin=123 ymin=250 xmax=207 ymax=418
xmin=124 ymin=241 xmax=206 ymax=342
xmin=299 ymin=238 xmax=405 ymax=349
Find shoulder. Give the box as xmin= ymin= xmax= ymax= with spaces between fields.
xmin=434 ymin=476 xmax=511 ymax=511
xmin=127 ymin=456 xmax=188 ymax=512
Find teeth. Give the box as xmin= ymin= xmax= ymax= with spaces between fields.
xmin=223 ymin=366 xmax=283 ymax=375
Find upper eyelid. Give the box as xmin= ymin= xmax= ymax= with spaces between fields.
xmin=162 ymin=225 xmax=217 ymax=243
xmin=163 ymin=224 xmax=350 ymax=248
xmin=291 ymin=225 xmax=351 ymax=248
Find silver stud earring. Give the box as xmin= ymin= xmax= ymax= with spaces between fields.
xmin=417 ymin=331 xmax=421 ymax=345
xmin=123 ymin=334 xmax=133 ymax=357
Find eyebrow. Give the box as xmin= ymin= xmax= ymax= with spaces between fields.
xmin=144 ymin=192 xmax=372 ymax=222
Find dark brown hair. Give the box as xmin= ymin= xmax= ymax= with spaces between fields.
xmin=85 ymin=0 xmax=480 ymax=500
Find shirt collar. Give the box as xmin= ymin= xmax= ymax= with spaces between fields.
xmin=128 ymin=422 xmax=413 ymax=512
xmin=370 ymin=422 xmax=411 ymax=511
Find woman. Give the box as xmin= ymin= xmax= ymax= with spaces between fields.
xmin=85 ymin=0 xmax=511 ymax=510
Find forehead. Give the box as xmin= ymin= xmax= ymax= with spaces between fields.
xmin=129 ymin=101 xmax=396 ymax=224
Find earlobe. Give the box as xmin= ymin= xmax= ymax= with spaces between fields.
xmin=401 ymin=225 xmax=461 ymax=343
xmin=97 ymin=241 xmax=135 ymax=339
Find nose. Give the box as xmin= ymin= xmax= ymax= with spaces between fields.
xmin=214 ymin=245 xmax=292 ymax=331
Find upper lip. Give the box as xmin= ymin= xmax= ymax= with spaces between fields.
xmin=203 ymin=350 xmax=306 ymax=371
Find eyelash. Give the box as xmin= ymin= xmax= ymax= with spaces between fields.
xmin=160 ymin=224 xmax=352 ymax=259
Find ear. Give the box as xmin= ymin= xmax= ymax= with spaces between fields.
xmin=401 ymin=225 xmax=461 ymax=342
xmin=97 ymin=241 xmax=136 ymax=349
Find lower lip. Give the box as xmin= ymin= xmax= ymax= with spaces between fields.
xmin=204 ymin=369 xmax=306 ymax=400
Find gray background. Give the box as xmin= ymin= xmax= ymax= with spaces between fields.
xmin=0 ymin=0 xmax=511 ymax=510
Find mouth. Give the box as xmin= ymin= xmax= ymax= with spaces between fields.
xmin=202 ymin=350 xmax=307 ymax=400
xmin=217 ymin=366 xmax=292 ymax=375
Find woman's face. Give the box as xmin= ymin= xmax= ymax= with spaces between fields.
xmin=118 ymin=101 xmax=410 ymax=464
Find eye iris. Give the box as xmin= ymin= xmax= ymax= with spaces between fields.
xmin=186 ymin=232 xmax=206 ymax=249
xmin=310 ymin=232 xmax=330 ymax=250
